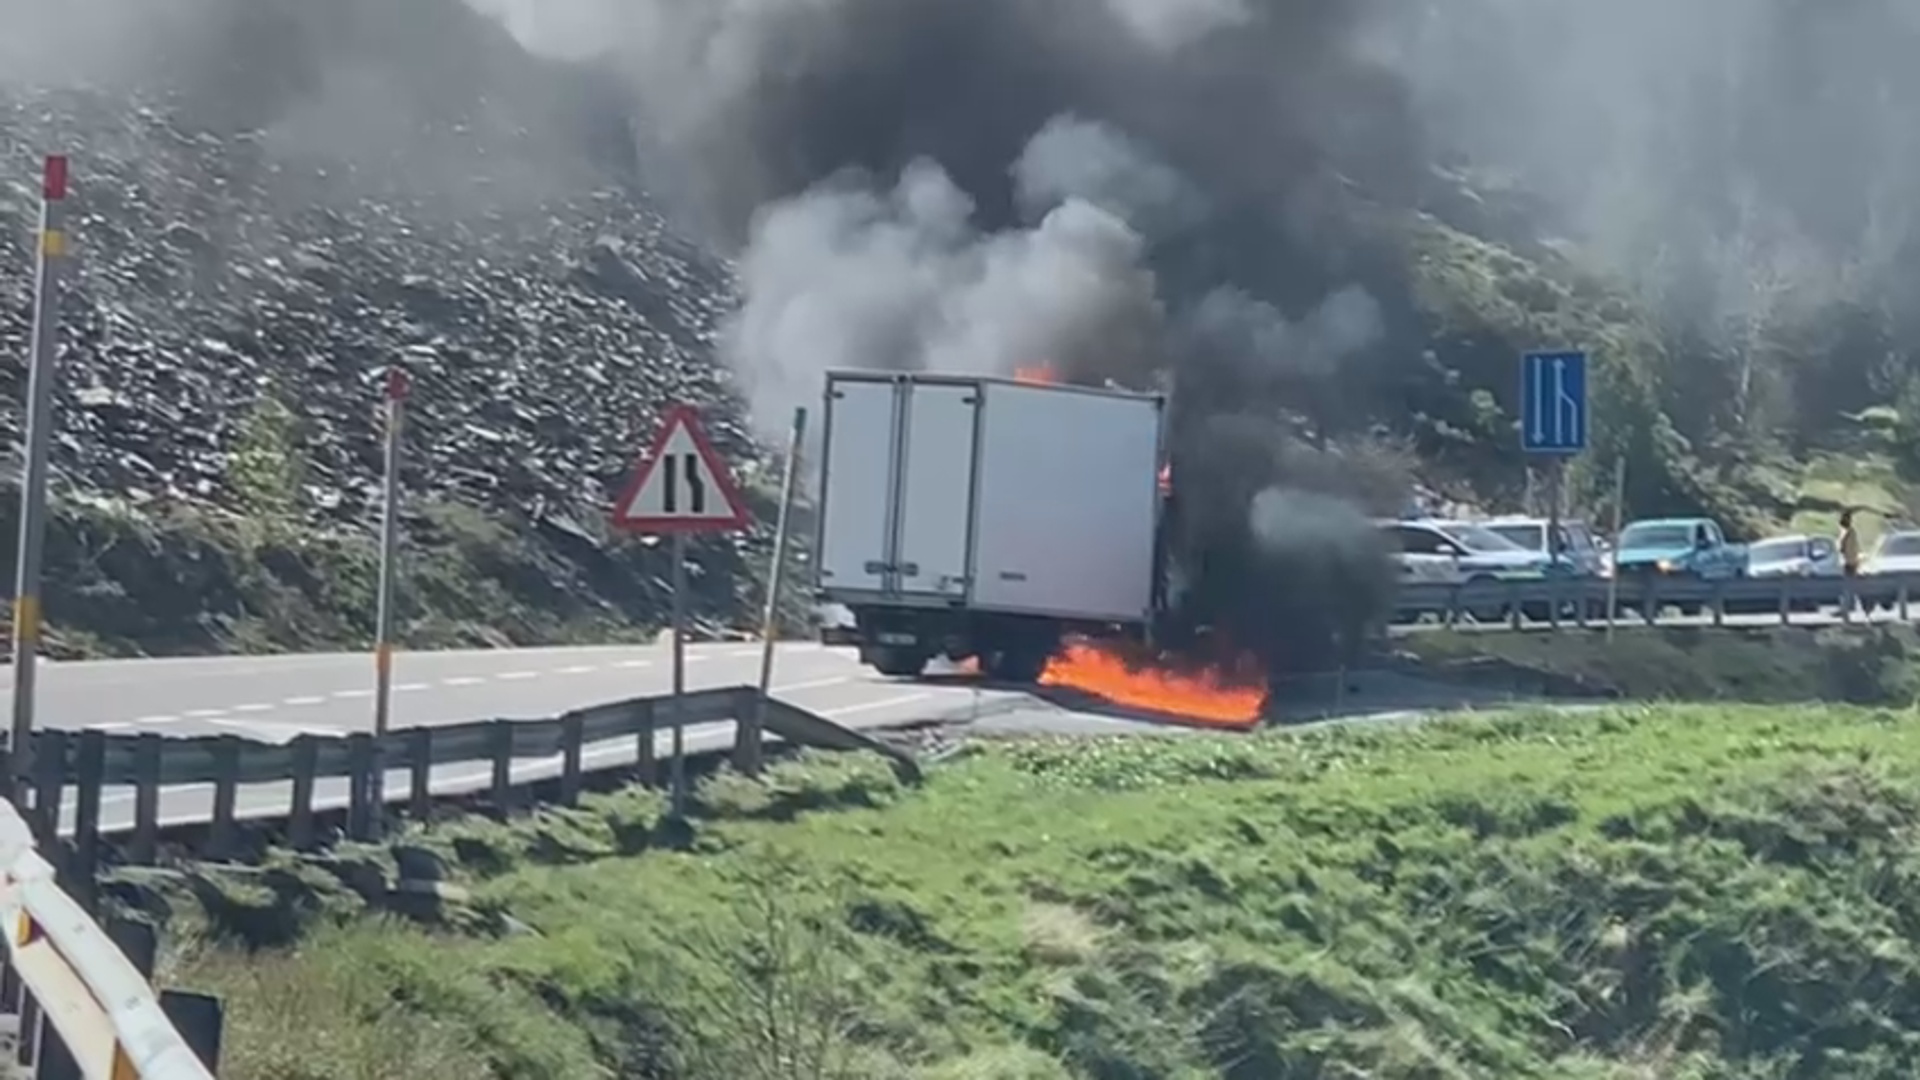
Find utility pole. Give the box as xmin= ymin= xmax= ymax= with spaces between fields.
xmin=369 ymin=364 xmax=410 ymax=821
xmin=9 ymin=155 xmax=70 ymax=806
xmin=741 ymin=406 xmax=807 ymax=776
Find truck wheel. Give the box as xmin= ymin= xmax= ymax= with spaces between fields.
xmin=985 ymin=644 xmax=1051 ymax=684
xmin=868 ymin=647 xmax=929 ymax=678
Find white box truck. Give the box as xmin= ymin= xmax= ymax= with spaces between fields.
xmin=814 ymin=370 xmax=1168 ymax=680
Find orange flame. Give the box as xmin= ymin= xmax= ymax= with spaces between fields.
xmin=1012 ymin=365 xmax=1060 ymax=385
xmin=1039 ymin=641 xmax=1265 ymax=727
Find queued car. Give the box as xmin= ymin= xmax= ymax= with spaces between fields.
xmin=1483 ymin=516 xmax=1609 ymax=579
xmin=1745 ymin=534 xmax=1843 ymax=579
xmin=1859 ymin=530 xmax=1920 ymax=612
xmin=1609 ymin=517 xmax=1748 ymax=616
xmin=1377 ymin=517 xmax=1566 ymax=622
xmin=1738 ymin=533 xmax=1842 ymax=613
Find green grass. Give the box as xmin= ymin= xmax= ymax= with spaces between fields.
xmin=165 ymin=704 xmax=1920 ymax=1079
xmin=1400 ymin=624 xmax=1920 ymax=706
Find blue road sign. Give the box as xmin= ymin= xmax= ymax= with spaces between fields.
xmin=1521 ymin=349 xmax=1588 ymax=454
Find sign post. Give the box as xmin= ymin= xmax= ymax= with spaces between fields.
xmin=609 ymin=405 xmax=751 ymax=820
xmin=1521 ymin=350 xmax=1589 ymax=627
xmin=369 ymin=364 xmax=410 ymax=825
xmin=9 ymin=156 xmax=70 ymax=806
xmin=744 ymin=406 xmax=807 ymax=777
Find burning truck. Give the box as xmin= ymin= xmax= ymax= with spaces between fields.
xmin=810 ymin=363 xmax=1392 ymax=722
xmin=812 ymin=367 xmax=1170 ymax=681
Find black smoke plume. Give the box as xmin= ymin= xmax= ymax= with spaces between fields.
xmin=473 ymin=0 xmax=1421 ymax=677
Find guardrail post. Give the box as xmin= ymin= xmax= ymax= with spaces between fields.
xmin=106 ymin=917 xmax=157 ymax=978
xmin=288 ymin=736 xmax=318 ymax=852
xmin=34 ymin=1016 xmax=77 ymax=1080
xmin=346 ymin=733 xmax=376 ymax=841
xmin=1710 ymin=581 xmax=1725 ymax=628
xmin=636 ymin=700 xmax=658 ymax=788
xmin=207 ymin=735 xmax=241 ymax=861
xmin=29 ymin=729 xmax=65 ymax=853
xmin=1777 ymin=581 xmax=1791 ymax=625
xmin=559 ymin=712 xmax=584 ymax=806
xmin=409 ymin=727 xmax=433 ymax=822
xmin=71 ymin=729 xmax=105 ymax=912
xmin=131 ymin=733 xmax=162 ymax=865
xmin=160 ymin=988 xmax=224 ymax=1071
xmin=488 ymin=721 xmax=514 ymax=816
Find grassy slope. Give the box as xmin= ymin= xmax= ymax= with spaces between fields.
xmin=166 ymin=704 xmax=1920 ymax=1079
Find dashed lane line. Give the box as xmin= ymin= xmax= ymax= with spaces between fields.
xmin=442 ymin=676 xmax=484 ymax=686
xmin=496 ymin=671 xmax=537 ymax=681
xmin=283 ymin=696 xmax=325 ymax=707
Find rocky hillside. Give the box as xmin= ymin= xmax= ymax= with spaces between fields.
xmin=0 ymin=23 xmax=787 ymax=656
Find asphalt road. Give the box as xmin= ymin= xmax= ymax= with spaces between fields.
xmin=0 ymin=642 xmax=1112 ymax=835
xmin=10 ymin=604 xmax=1907 ymax=836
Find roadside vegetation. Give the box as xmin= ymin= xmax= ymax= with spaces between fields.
xmin=136 ymin=703 xmax=1920 ymax=1078
xmin=1400 ymin=623 xmax=1920 ymax=706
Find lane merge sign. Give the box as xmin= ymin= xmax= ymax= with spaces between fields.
xmin=610 ymin=404 xmax=751 ymax=533
xmin=1521 ymin=349 xmax=1588 ymax=455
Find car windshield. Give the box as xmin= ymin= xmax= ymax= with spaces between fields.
xmin=1749 ymin=539 xmax=1805 ymax=563
xmin=1441 ymin=523 xmax=1527 ymax=553
xmin=1620 ymin=523 xmax=1694 ymax=550
xmin=1487 ymin=523 xmax=1545 ymax=551
xmin=1880 ymin=533 xmax=1920 ymax=557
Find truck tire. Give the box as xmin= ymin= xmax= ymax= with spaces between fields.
xmin=868 ymin=647 xmax=929 ymax=678
xmin=985 ymin=643 xmax=1051 ymax=684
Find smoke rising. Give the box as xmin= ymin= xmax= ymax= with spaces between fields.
xmin=21 ymin=0 xmax=1920 ymax=676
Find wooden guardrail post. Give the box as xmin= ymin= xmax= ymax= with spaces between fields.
xmin=288 ymin=737 xmax=319 ymax=852
xmin=636 ymin=699 xmax=658 ymax=788
xmin=488 ymin=721 xmax=515 ymax=816
xmin=346 ymin=734 xmax=376 ymax=841
xmin=70 ymin=729 xmax=106 ymax=911
xmin=131 ymin=732 xmax=162 ymax=865
xmin=559 ymin=712 xmax=584 ymax=806
xmin=29 ymin=728 xmax=65 ymax=852
xmin=409 ymin=727 xmax=433 ymax=822
xmin=207 ymin=735 xmax=242 ymax=861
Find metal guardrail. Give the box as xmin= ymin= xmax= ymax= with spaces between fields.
xmin=22 ymin=684 xmax=918 ymax=879
xmin=1391 ymin=570 xmax=1920 ymax=628
xmin=0 ymin=798 xmax=214 ymax=1079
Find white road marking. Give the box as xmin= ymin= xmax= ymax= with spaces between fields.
xmin=773 ymin=675 xmax=852 ymax=693
xmin=394 ymin=683 xmax=429 ymax=693
xmin=283 ymin=696 xmax=325 ymax=706
xmin=616 ymin=659 xmax=652 ymax=669
xmin=333 ymin=689 xmax=371 ymax=699
xmin=93 ymin=721 xmax=138 ymax=731
xmin=130 ymin=715 xmax=179 ymax=724
xmin=233 ymin=703 xmax=273 ymax=713
xmin=210 ymin=717 xmax=332 ymax=736
xmin=185 ymin=708 xmax=227 ymax=719
xmin=557 ymin=665 xmax=597 ymax=675
xmin=496 ymin=671 xmax=537 ymax=681
xmin=443 ymin=676 xmax=484 ymax=686
xmin=822 ymin=692 xmax=933 ymax=717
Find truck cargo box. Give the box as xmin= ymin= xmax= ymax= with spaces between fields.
xmin=815 ymin=371 xmax=1165 ymax=636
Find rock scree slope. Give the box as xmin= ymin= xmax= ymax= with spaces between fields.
xmin=0 ymin=2 xmax=783 ymax=656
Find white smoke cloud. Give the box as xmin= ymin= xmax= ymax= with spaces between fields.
xmin=720 ymin=136 xmax=1164 ymax=439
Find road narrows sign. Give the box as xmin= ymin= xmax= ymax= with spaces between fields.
xmin=611 ymin=405 xmax=751 ymax=533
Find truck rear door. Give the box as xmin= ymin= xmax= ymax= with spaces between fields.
xmin=818 ymin=376 xmax=898 ymax=594
xmin=892 ymin=380 xmax=979 ymax=598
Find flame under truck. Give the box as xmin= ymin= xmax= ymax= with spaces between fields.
xmin=812 ymin=370 xmax=1171 ymax=681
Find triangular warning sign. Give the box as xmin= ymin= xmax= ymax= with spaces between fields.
xmin=610 ymin=404 xmax=751 ymax=533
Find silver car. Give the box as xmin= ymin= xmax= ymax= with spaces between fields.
xmin=1746 ymin=534 xmax=1842 ymax=578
